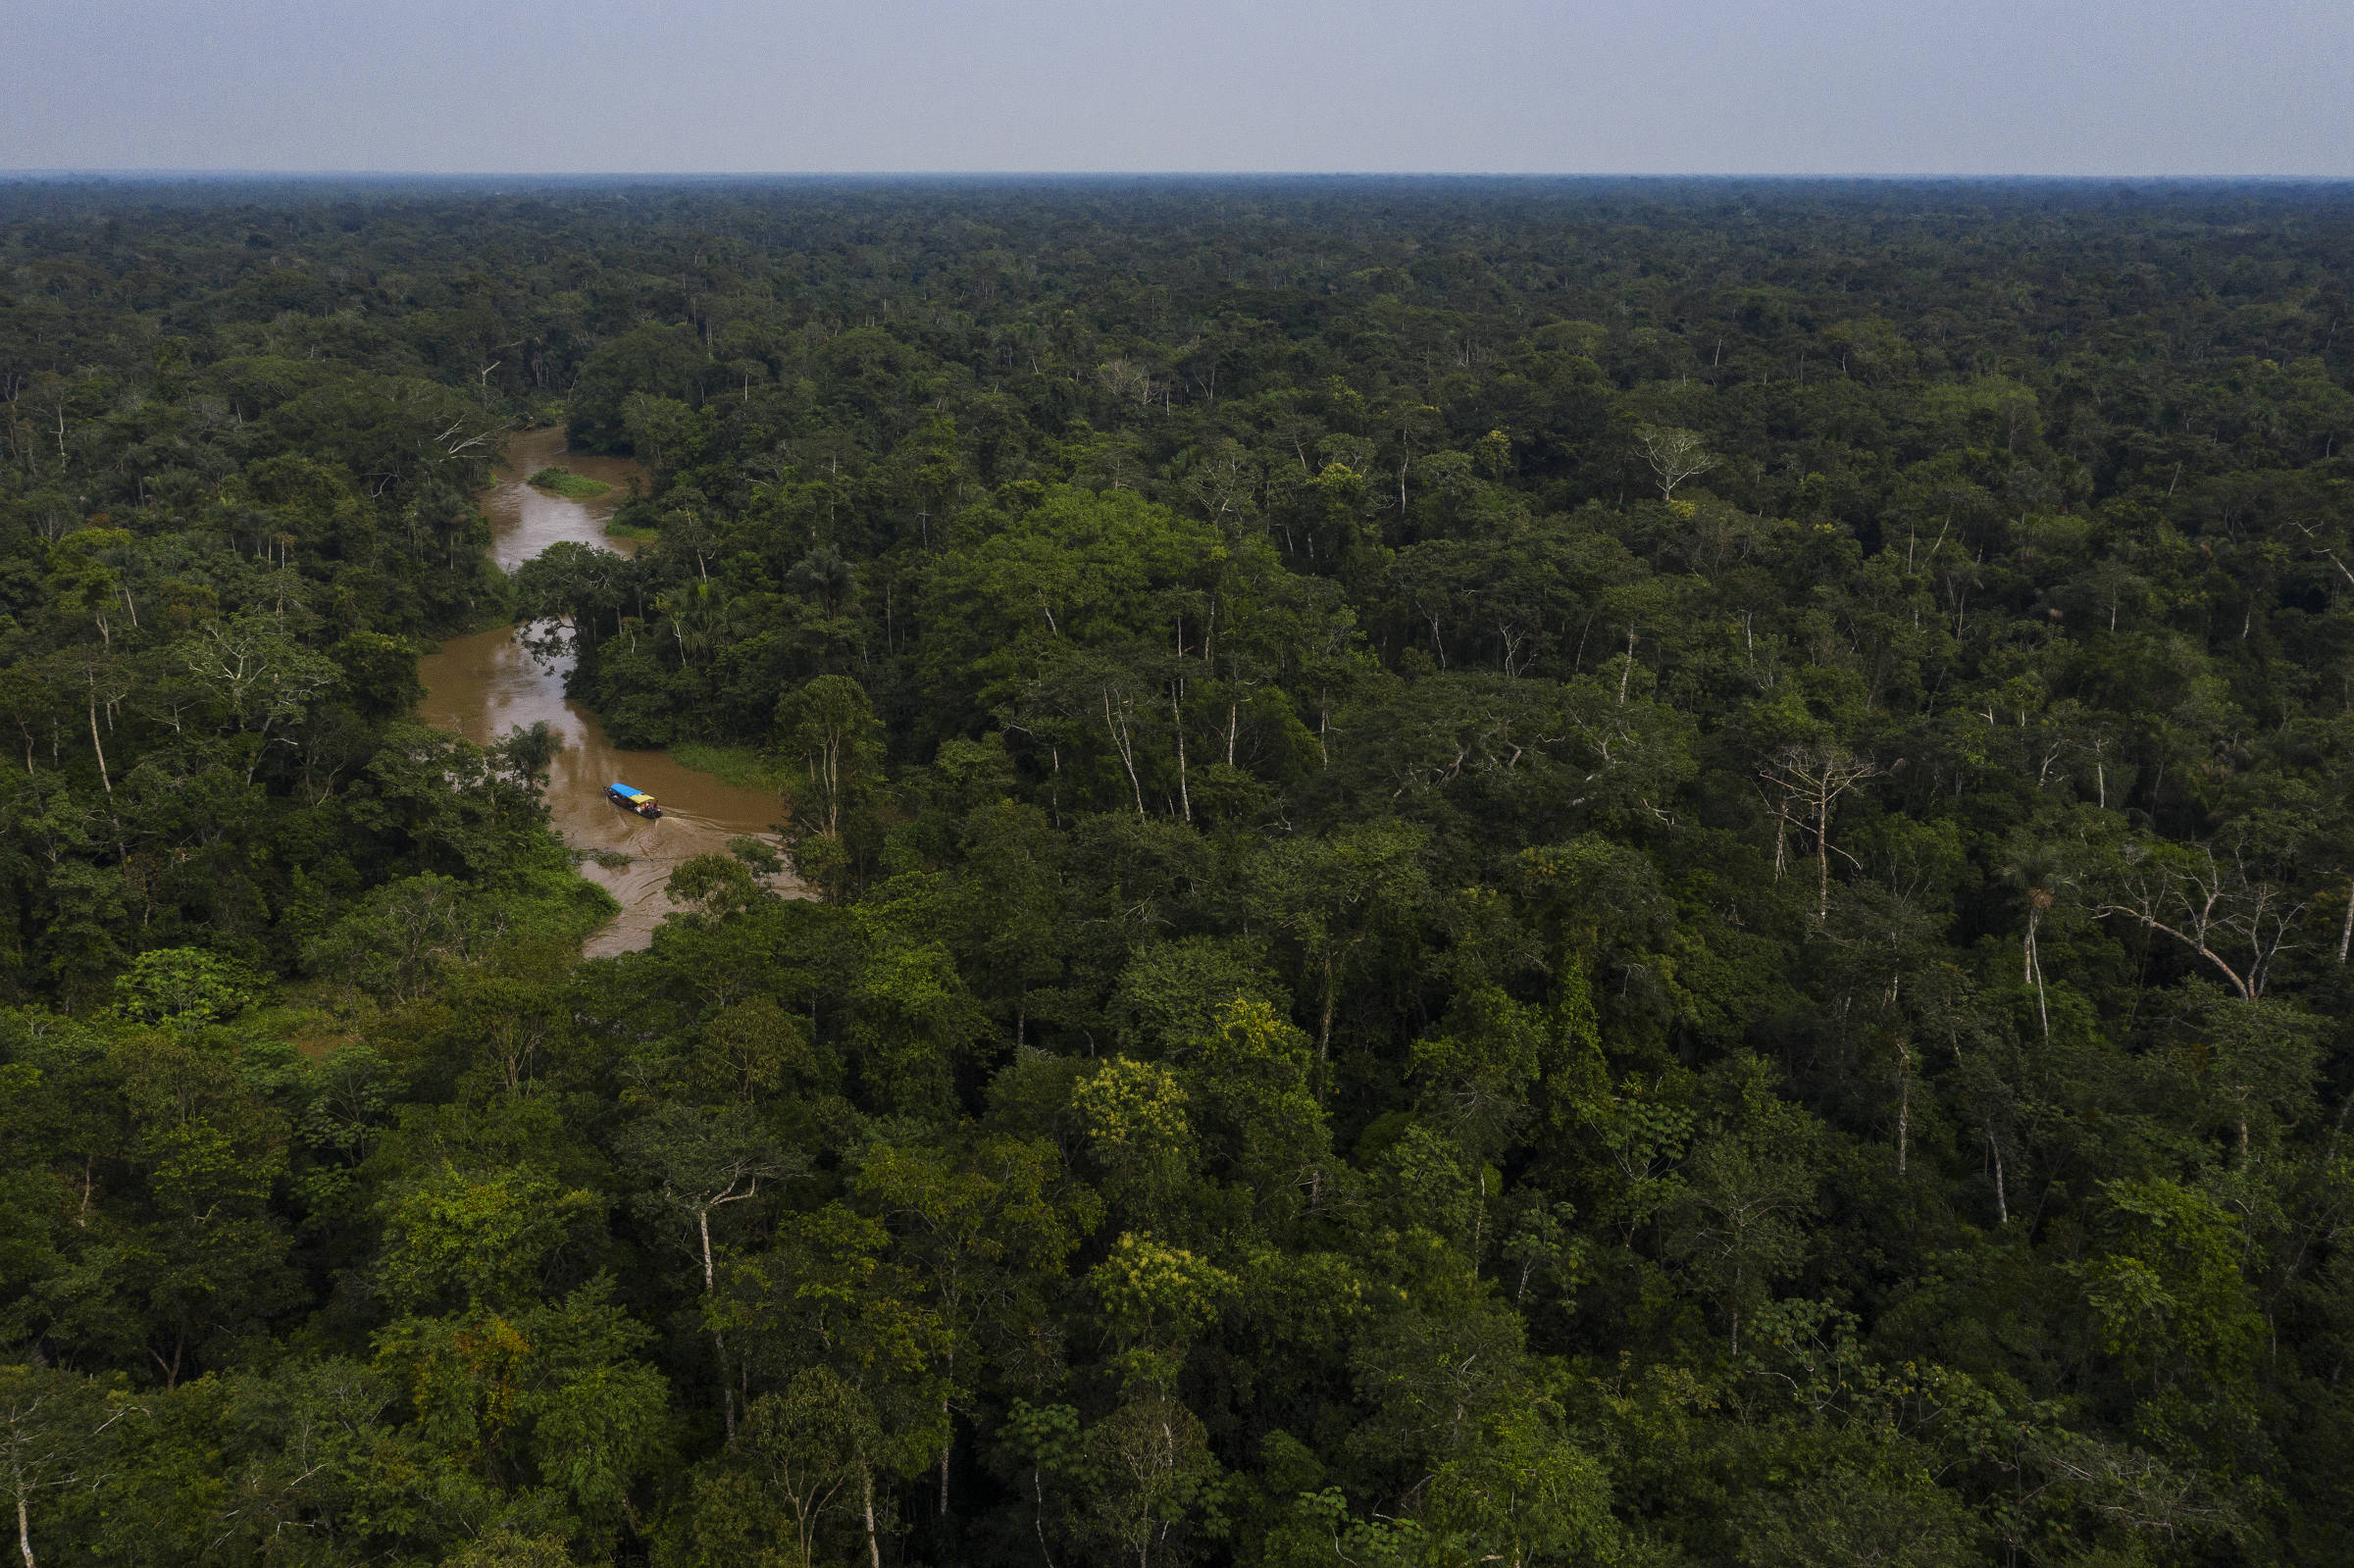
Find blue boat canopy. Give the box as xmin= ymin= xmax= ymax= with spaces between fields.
xmin=610 ymin=783 xmax=652 ymax=800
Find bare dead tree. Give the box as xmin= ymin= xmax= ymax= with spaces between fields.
xmin=1760 ymin=742 xmax=1883 ymax=922
xmin=1635 ymin=424 xmax=1719 ymax=501
xmin=2094 ymin=841 xmax=2312 ymax=1003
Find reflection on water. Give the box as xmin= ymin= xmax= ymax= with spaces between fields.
xmin=416 ymin=429 xmax=794 ymax=958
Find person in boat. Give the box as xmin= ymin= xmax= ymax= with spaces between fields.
xmin=606 ymin=783 xmax=662 ymax=818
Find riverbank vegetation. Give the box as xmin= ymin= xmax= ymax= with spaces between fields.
xmin=5 ymin=177 xmax=2354 ymax=1567
xmin=666 ymin=738 xmax=789 ymax=791
xmin=528 ymin=464 xmax=615 ymax=500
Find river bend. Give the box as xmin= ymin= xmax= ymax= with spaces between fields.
xmin=416 ymin=428 xmax=791 ymax=957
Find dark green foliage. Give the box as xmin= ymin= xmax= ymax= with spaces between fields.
xmin=5 ymin=176 xmax=2354 ymax=1566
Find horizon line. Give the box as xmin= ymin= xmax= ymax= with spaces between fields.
xmin=6 ymin=169 xmax=2354 ymax=183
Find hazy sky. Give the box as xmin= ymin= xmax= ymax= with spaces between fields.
xmin=3 ymin=0 xmax=2349 ymax=177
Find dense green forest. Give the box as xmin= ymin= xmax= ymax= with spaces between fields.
xmin=5 ymin=176 xmax=2354 ymax=1567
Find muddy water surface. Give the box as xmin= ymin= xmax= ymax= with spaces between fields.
xmin=416 ymin=429 xmax=792 ymax=958
xmin=477 ymin=425 xmax=649 ymax=574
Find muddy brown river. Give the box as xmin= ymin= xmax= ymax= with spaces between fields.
xmin=416 ymin=428 xmax=793 ymax=957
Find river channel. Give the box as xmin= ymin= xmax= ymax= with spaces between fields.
xmin=415 ymin=427 xmax=792 ymax=958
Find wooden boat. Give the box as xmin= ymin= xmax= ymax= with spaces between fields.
xmin=606 ymin=782 xmax=661 ymax=818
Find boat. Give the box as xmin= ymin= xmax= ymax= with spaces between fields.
xmin=606 ymin=783 xmax=662 ymax=818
